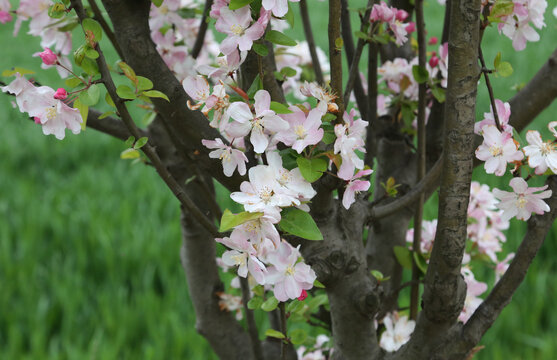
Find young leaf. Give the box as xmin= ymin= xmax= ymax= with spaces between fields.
xmin=493 ymin=51 xmax=502 ymax=69
xmin=116 ymin=85 xmax=137 ymax=100
xmin=265 ymin=329 xmax=286 ymax=339
xmin=120 ymin=148 xmax=140 ymax=159
xmin=124 ymin=136 xmax=136 ymax=148
xmin=247 ymin=74 xmax=263 ymax=98
xmin=252 ymin=43 xmax=269 ymax=57
xmin=118 ymin=61 xmax=137 ymax=86
xmin=134 ymin=137 xmax=148 ymax=149
xmin=289 ymin=329 xmax=307 ymax=345
xmin=136 ymin=76 xmax=154 ymax=91
xmin=98 ymin=111 xmax=115 ymax=119
xmin=280 ymin=66 xmax=297 ymax=78
xmin=431 ymin=86 xmax=446 ymax=103
xmin=229 ymin=0 xmax=255 ymax=10
xmin=393 ymin=245 xmax=413 ymax=269
xmin=65 ymin=77 xmax=83 ymax=89
xmin=247 ymin=296 xmax=263 ymax=310
xmin=261 ymin=296 xmax=279 ymax=312
xmin=2 ymin=67 xmax=35 ymax=77
xmin=73 ymin=98 xmax=88 ymax=130
xmin=265 ymin=30 xmax=297 ymax=46
xmin=143 ymin=90 xmax=170 ymax=102
xmin=270 ymin=101 xmax=293 ymax=114
xmin=412 ymin=65 xmax=429 ymax=84
xmin=313 ymin=279 xmax=325 ymax=288
xmin=296 ymin=157 xmax=327 ymax=183
xmin=82 ymin=18 xmax=103 ymax=43
xmin=151 ymin=0 xmax=163 ymax=6
xmin=78 ymin=84 xmax=100 ymax=106
xmin=219 ymin=209 xmax=264 ymax=232
xmin=278 ymin=208 xmax=323 ymax=241
xmin=496 ymin=61 xmax=513 ymax=77
xmin=413 ymin=251 xmax=428 ymax=274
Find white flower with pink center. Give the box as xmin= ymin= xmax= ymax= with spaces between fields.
xmin=2 ymin=74 xmax=82 ymax=140
xmin=202 ymin=138 xmax=248 ymax=177
xmin=230 ymin=165 xmax=300 ymax=220
xmin=334 ymin=109 xmax=368 ymax=180
xmin=342 ymin=169 xmax=373 ymax=209
xmin=475 ymin=125 xmax=524 ymax=176
xmin=493 ymin=177 xmax=552 ymax=221
xmin=215 ymin=6 xmax=266 ymax=55
xmin=523 ymin=130 xmax=557 ymax=174
xmin=227 ymin=90 xmax=289 ymax=153
xmin=274 ymin=107 xmax=324 ymax=153
xmin=379 ymin=312 xmax=415 ymax=352
xmin=265 ymin=241 xmax=316 ymax=302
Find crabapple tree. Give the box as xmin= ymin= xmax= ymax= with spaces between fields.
xmin=2 ymin=0 xmax=557 ymax=359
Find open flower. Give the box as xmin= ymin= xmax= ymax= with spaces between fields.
xmin=492 ymin=177 xmax=552 ymax=221
xmin=202 ymin=138 xmax=248 ymax=177
xmin=523 ymin=130 xmax=557 ymax=174
xmin=227 ymin=90 xmax=289 ymax=153
xmin=274 ymin=107 xmax=324 ymax=153
xmin=334 ymin=109 xmax=368 ymax=180
xmin=379 ymin=312 xmax=415 ymax=352
xmin=215 ymin=6 xmax=265 ymax=55
xmin=475 ymin=125 xmax=523 ymax=176
xmin=342 ymin=169 xmax=372 ymax=209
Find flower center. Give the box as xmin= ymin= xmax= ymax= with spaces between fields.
xmin=489 ymin=145 xmax=503 ymax=156
xmin=230 ymin=24 xmax=245 ymax=36
xmin=294 ymin=124 xmax=307 ymax=139
xmin=541 ymin=142 xmax=554 ymax=156
xmin=231 ymin=254 xmax=246 ymax=266
xmin=219 ymin=149 xmax=231 ymax=161
xmin=516 ymin=195 xmax=527 ymax=208
xmin=277 ymin=170 xmax=291 ymax=186
xmin=259 ymin=186 xmax=274 ymax=203
xmin=45 ymin=106 xmax=57 ymax=122
xmin=285 ymin=266 xmax=295 ymax=276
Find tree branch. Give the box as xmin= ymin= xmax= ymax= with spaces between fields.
xmin=240 ymin=277 xmax=264 ymax=360
xmin=329 ymin=0 xmax=344 ymax=122
xmin=88 ymin=0 xmax=124 ymax=60
xmin=72 ymin=0 xmax=220 ymax=237
xmin=191 ymin=0 xmax=213 ymax=59
xmin=300 ymin=0 xmax=324 ymax=85
xmin=87 ymin=108 xmax=136 ymax=140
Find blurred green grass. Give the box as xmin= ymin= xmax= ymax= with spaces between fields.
xmin=1 ymin=1 xmax=557 ymax=359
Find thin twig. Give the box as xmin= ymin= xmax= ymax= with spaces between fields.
xmin=191 ymin=0 xmax=213 ymax=59
xmin=410 ymin=0 xmax=427 ymax=321
xmin=478 ymin=47 xmax=501 ymax=131
xmin=299 ymin=0 xmax=324 ymax=84
xmin=88 ymin=0 xmax=124 ymax=60
xmin=328 ymin=0 xmax=344 ymax=123
xmin=71 ymin=0 xmax=220 ymax=237
xmin=343 ymin=0 xmax=373 ymax=106
xmin=240 ymin=277 xmax=264 ymax=360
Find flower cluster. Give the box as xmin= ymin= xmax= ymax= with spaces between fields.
xmin=495 ymin=0 xmax=548 ymax=51
xmin=379 ymin=312 xmax=416 ymax=352
xmin=370 ymin=1 xmax=412 ymax=46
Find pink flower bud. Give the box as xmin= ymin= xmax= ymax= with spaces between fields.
xmin=39 ymin=48 xmax=58 ymax=66
xmin=0 ymin=11 xmax=12 ymax=24
xmin=297 ymin=290 xmax=308 ymax=301
xmin=405 ymin=22 xmax=416 ymax=33
xmin=54 ymin=88 xmax=68 ymax=100
xmin=429 ymin=55 xmax=439 ymax=68
xmin=428 ymin=36 xmax=438 ymax=45
xmin=34 ymin=117 xmax=41 ymax=124
xmin=395 ymin=9 xmax=409 ymax=22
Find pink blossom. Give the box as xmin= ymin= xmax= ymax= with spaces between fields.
xmin=262 ymin=0 xmax=298 ymax=17
xmin=428 ymin=36 xmax=438 ymax=45
xmin=379 ymin=312 xmax=415 ymax=352
xmin=53 ymin=88 xmax=67 ymax=100
xmin=406 ymin=219 xmax=437 ymax=255
xmin=404 ymin=21 xmax=415 ymax=33
xmin=497 ymin=0 xmax=547 ymax=51
xmin=217 ymin=231 xmax=267 ymax=284
xmin=300 ymin=81 xmax=338 ymax=113
xmin=523 ymin=130 xmax=557 ymax=174
xmin=297 ymin=290 xmax=308 ymax=301
xmin=395 ymin=9 xmax=409 ymax=21
xmin=334 ymin=109 xmax=368 ymax=180
xmin=202 ymin=138 xmax=248 ymax=177
xmin=474 ymin=99 xmax=513 ymax=136
xmin=370 ymin=2 xmax=396 ymax=22
xmin=342 ymin=169 xmax=373 ymax=209
xmin=227 ymin=90 xmax=289 ymax=153
xmin=210 ymin=0 xmax=230 ymax=19
xmin=495 ymin=253 xmax=515 ymax=282
xmin=475 ymin=125 xmax=524 ymax=176
xmin=266 ymin=242 xmax=316 ymax=302
xmin=2 ymin=74 xmax=82 ymax=140
xmin=217 ymin=292 xmax=243 ymax=320
xmin=459 ymin=267 xmax=487 ymax=323
xmin=429 ymin=54 xmax=439 ymax=68
xmin=38 ymin=47 xmax=57 ymax=65
xmin=274 ymin=107 xmax=324 ymax=153
xmin=0 ymin=3 xmax=11 ymax=24
xmin=493 ymin=177 xmax=552 ymax=221
xmin=215 ymin=6 xmax=265 ymax=55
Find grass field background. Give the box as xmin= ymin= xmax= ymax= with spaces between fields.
xmin=1 ymin=1 xmax=557 ymax=359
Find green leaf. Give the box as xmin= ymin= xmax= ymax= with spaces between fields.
xmin=116 ymin=85 xmax=137 ymax=100
xmin=2 ymin=67 xmax=35 ymax=77
xmin=74 ymin=44 xmax=87 ymax=66
xmin=136 ymin=76 xmax=154 ymax=91
xmin=265 ymin=329 xmax=285 ymax=339
xmin=354 ymin=31 xmax=371 ymax=41
xmin=490 ymin=0 xmax=514 ymax=19
xmin=335 ymin=37 xmax=344 ymax=51
xmin=413 ymin=251 xmax=428 ymax=274
xmin=296 ymin=157 xmax=327 ymax=183
xmin=120 ymin=148 xmax=140 ymax=159
xmin=82 ymin=18 xmax=103 ymax=42
xmin=118 ymin=61 xmax=137 ymax=86
xmin=80 ymin=57 xmax=98 ymax=76
xmin=73 ymin=98 xmax=88 ymax=130
xmin=322 ymin=132 xmax=336 ymax=145
xmin=270 ymin=101 xmax=293 ymax=114
xmin=124 ymin=136 xmax=136 ymax=148
xmin=143 ymin=90 xmax=169 ymax=101
xmin=371 ymin=269 xmax=390 ymax=281
xmin=247 ymin=74 xmax=263 ymax=98
xmin=412 ymin=65 xmax=429 ymax=84
xmin=278 ymin=208 xmax=323 ymax=241
xmin=48 ymin=3 xmax=66 ymax=18
xmin=78 ymin=84 xmax=100 ymax=106
xmin=265 ymin=30 xmax=297 ymax=47
xmin=247 ymin=297 xmax=263 ymax=310
xmin=284 ymin=2 xmax=295 ymax=27
xmin=151 ymin=0 xmax=163 ymax=6
xmin=393 ymin=246 xmax=413 ymax=269
xmin=85 ymin=48 xmax=99 ymax=59
xmin=493 ymin=51 xmax=502 ymax=69
xmin=280 ymin=66 xmax=297 ymax=78
xmin=229 ymin=0 xmax=255 ymax=10
xmin=307 ymin=294 xmax=328 ymax=311
xmin=98 ymin=111 xmax=114 ymax=119
xmin=252 ymin=43 xmax=269 ymax=57
xmin=286 ymin=300 xmax=305 ymax=313
xmin=322 ymin=113 xmax=337 ymax=122
xmin=313 ymin=279 xmax=325 ymax=288
xmin=105 ymin=92 xmax=116 ymax=107
xmin=65 ymin=77 xmax=83 ymax=89
xmin=219 ymin=209 xmax=264 ymax=232
xmin=431 ymin=86 xmax=445 ymax=103
xmin=496 ymin=61 xmax=513 ymax=77
xmin=289 ymin=329 xmax=307 ymax=345
xmin=134 ymin=137 xmax=148 ymax=149
xmin=261 ymin=296 xmax=279 ymax=312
